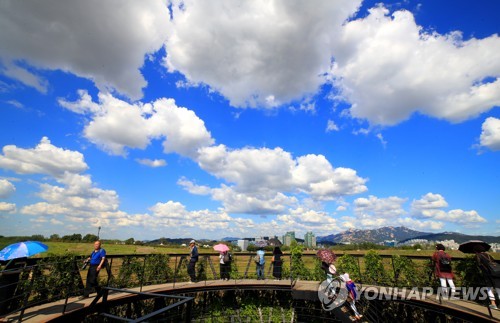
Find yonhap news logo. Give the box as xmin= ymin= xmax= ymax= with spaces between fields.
xmin=318 ymin=284 xmax=500 ymax=310
xmin=318 ymin=278 xmax=349 ymax=311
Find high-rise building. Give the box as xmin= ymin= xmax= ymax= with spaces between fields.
xmin=282 ymin=231 xmax=296 ymax=246
xmin=304 ymin=231 xmax=316 ymax=248
xmin=237 ymin=239 xmax=249 ymax=251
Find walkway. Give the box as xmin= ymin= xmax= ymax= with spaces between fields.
xmin=3 ymin=280 xmax=499 ymax=322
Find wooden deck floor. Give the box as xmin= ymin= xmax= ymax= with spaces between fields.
xmin=2 ymin=280 xmax=499 ymax=322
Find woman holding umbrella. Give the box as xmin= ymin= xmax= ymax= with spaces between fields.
xmin=214 ymin=244 xmax=232 ymax=280
xmin=471 ymin=243 xmax=499 ymax=310
xmin=317 ymin=249 xmax=337 ymax=296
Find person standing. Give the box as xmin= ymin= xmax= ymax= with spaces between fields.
xmin=474 ymin=245 xmax=499 ymax=310
xmin=432 ymin=243 xmax=456 ymax=297
xmin=219 ymin=251 xmax=232 ymax=280
xmin=256 ymin=247 xmax=265 ymax=280
xmin=272 ymin=247 xmax=283 ymax=280
xmin=188 ymin=240 xmax=199 ymax=283
xmin=80 ymin=240 xmax=106 ymax=299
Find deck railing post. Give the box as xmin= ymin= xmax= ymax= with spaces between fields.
xmin=140 ymin=256 xmax=147 ymax=292
xmin=18 ymin=264 xmax=37 ymax=322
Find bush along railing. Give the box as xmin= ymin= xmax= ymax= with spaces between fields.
xmin=1 ymin=250 xmax=499 ymax=321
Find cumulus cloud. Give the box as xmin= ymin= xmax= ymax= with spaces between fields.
xmin=479 ymin=117 xmax=500 ymax=151
xmin=185 ymin=145 xmax=367 ymax=213
xmin=197 ymin=145 xmax=367 ymax=199
xmin=136 ymin=158 xmax=167 ymax=168
xmin=0 ymin=0 xmax=170 ymax=99
xmin=0 ymin=137 xmax=88 ymax=177
xmin=0 ymin=202 xmax=16 ymax=213
xmin=59 ymin=91 xmax=214 ymax=157
xmin=148 ymin=200 xmax=254 ymax=232
xmin=411 ymin=192 xmax=486 ymax=224
xmin=330 ymin=6 xmax=500 ymax=125
xmin=411 ymin=192 xmax=448 ymax=216
xmin=0 ymin=179 xmax=15 ymax=198
xmin=21 ymin=173 xmax=119 ymax=216
xmin=354 ymin=195 xmax=407 ymax=218
xmin=165 ymin=0 xmax=361 ymax=108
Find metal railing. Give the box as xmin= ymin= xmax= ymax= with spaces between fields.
xmin=1 ymin=252 xmax=498 ymax=321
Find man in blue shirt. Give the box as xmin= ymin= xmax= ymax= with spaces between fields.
xmin=256 ymin=248 xmax=265 ymax=280
xmin=188 ymin=240 xmax=198 ymax=283
xmin=80 ymin=240 xmax=106 ymax=299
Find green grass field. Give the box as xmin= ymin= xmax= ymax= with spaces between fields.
xmin=1 ymin=240 xmax=497 ymax=259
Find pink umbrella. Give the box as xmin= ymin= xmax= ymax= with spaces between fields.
xmin=213 ymin=243 xmax=230 ymax=253
xmin=317 ymin=249 xmax=336 ymax=264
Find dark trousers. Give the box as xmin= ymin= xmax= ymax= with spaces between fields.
xmin=273 ymin=261 xmax=282 ymax=279
xmin=187 ymin=260 xmax=197 ymax=282
xmin=220 ymin=263 xmax=231 ymax=280
xmin=84 ymin=265 xmax=100 ymax=297
xmin=256 ymin=264 xmax=265 ymax=280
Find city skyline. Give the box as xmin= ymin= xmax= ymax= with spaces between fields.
xmin=1 ymin=0 xmax=499 ymax=240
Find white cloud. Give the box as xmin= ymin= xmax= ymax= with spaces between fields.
xmin=59 ymin=91 xmax=214 ymax=157
xmin=136 ymin=158 xmax=167 ymax=168
xmin=0 ymin=179 xmax=15 ymax=198
xmin=21 ymin=173 xmax=119 ymax=216
xmin=479 ymin=117 xmax=500 ymax=151
xmin=194 ymin=145 xmax=367 ymax=210
xmin=396 ymin=217 xmax=444 ymax=231
xmin=148 ymin=200 xmax=254 ymax=232
xmin=411 ymin=192 xmax=486 ymax=224
xmin=326 ymin=120 xmax=339 ymax=132
xmin=376 ymin=133 xmax=387 ymax=148
xmin=434 ymin=209 xmax=486 ymax=225
xmin=0 ymin=0 xmax=170 ymax=99
xmin=354 ymin=195 xmax=407 ymax=218
xmin=0 ymin=202 xmax=16 ymax=213
xmin=276 ymin=207 xmax=340 ymax=235
xmin=0 ymin=137 xmax=88 ymax=177
xmin=330 ymin=6 xmax=500 ymax=125
xmin=165 ymin=0 xmax=361 ymax=108
xmin=411 ymin=192 xmax=448 ymax=214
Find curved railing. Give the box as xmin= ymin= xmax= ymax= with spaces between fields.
xmin=1 ymin=252 xmax=498 ymax=321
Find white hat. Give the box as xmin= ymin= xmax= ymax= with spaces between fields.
xmin=340 ymin=273 xmax=350 ymax=282
xmin=189 ymin=240 xmax=196 ymax=244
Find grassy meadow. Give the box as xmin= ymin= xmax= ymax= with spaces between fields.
xmin=1 ymin=239 xmax=497 ymax=259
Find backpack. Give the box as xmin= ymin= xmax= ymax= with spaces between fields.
xmin=439 ymin=254 xmax=452 ymax=272
xmin=223 ymin=253 xmax=231 ymax=263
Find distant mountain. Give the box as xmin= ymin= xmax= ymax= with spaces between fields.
xmin=146 ymin=237 xmax=216 ymax=245
xmin=221 ymin=237 xmax=240 ymax=242
xmin=399 ymin=232 xmax=500 ymax=244
xmin=317 ymin=226 xmax=429 ymax=244
xmin=318 ymin=226 xmax=500 ymax=244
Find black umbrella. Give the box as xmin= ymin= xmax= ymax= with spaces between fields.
xmin=268 ymin=238 xmax=282 ymax=247
xmin=458 ymin=240 xmax=491 ymax=254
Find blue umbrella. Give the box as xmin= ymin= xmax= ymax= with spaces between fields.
xmin=0 ymin=241 xmax=49 ymax=260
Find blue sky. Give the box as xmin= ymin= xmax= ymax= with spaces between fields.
xmin=0 ymin=0 xmax=499 ymax=241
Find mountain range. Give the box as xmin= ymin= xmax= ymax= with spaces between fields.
xmin=317 ymin=226 xmax=500 ymax=244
